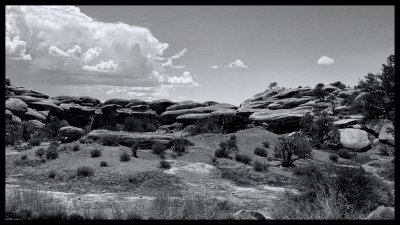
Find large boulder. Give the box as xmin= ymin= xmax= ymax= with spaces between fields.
xmin=104 ymin=98 xmax=130 ymax=107
xmin=60 ymin=103 xmax=96 ymax=128
xmin=267 ymin=97 xmax=312 ymax=110
xmin=57 ymin=126 xmax=85 ymax=143
xmin=339 ymin=128 xmax=372 ymax=151
xmin=233 ymin=210 xmax=271 ymax=220
xmin=5 ymin=109 xmax=22 ymax=124
xmin=52 ymin=96 xmax=100 ymax=107
xmin=333 ymin=118 xmax=360 ymax=128
xmin=28 ymin=100 xmax=64 ymax=116
xmin=130 ymin=105 xmax=149 ymax=112
xmin=91 ymin=104 xmax=120 ymax=130
xmin=5 ymin=86 xmax=49 ymax=98
xmin=364 ymin=206 xmax=394 ymax=220
xmin=378 ymin=121 xmax=395 ymax=146
xmin=80 ymin=129 xmax=180 ymax=149
xmin=249 ymin=106 xmax=313 ymax=134
xmin=23 ymin=120 xmax=46 ymax=131
xmin=22 ymin=108 xmax=47 ymax=122
xmin=149 ymin=99 xmax=176 ymax=115
xmin=364 ymin=119 xmax=393 ymax=136
xmin=117 ymin=108 xmax=159 ymax=132
xmin=12 ymin=95 xmax=44 ymax=104
xmin=6 ymin=97 xmax=28 ymax=115
xmin=126 ymin=99 xmax=148 ymax=108
xmin=166 ymin=101 xmax=205 ymax=111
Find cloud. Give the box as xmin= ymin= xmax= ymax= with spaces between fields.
xmin=317 ymin=56 xmax=335 ymax=65
xmin=228 ymin=59 xmax=248 ymax=69
xmin=5 ymin=5 xmax=198 ymax=99
xmin=211 ymin=65 xmax=218 ymax=69
xmin=167 ymin=71 xmax=199 ymax=86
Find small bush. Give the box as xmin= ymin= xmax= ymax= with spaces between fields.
xmin=72 ymin=144 xmax=80 ymax=152
xmin=254 ymin=147 xmax=268 ymax=157
xmin=101 ymin=135 xmax=119 ymax=146
xmin=235 ymin=153 xmax=252 ymax=164
xmin=338 ymin=149 xmax=352 ymax=159
xmin=49 ymin=140 xmax=60 ymax=149
xmin=48 ymin=170 xmax=57 ymax=179
xmin=76 ymin=166 xmax=94 ymax=177
xmin=152 ymin=143 xmax=166 ymax=156
xmin=120 ymin=152 xmax=131 ymax=162
xmin=262 ymin=140 xmax=270 ymax=148
xmin=211 ymin=156 xmax=219 ymax=166
xmin=172 ymin=136 xmax=190 ymax=156
xmin=131 ymin=141 xmax=138 ymax=157
xmin=100 ymin=161 xmax=108 ymax=167
xmin=378 ymin=146 xmax=390 ymax=156
xmin=214 ymin=148 xmax=226 ymax=158
xmin=214 ymin=136 xmax=239 ymax=158
xmin=253 ymin=160 xmax=268 ymax=172
xmin=46 ymin=147 xmax=59 ymax=160
xmin=159 ymin=160 xmax=171 ymax=169
xmin=35 ymin=148 xmax=46 ymax=158
xmin=90 ymin=148 xmax=102 ymax=158
xmin=329 ymin=153 xmax=339 ymax=162
xmin=293 ymin=163 xmax=321 ymax=176
xmin=20 ymin=154 xmax=27 ymax=160
xmin=274 ymin=133 xmax=312 ymax=167
xmin=28 ymin=137 xmax=42 ymax=146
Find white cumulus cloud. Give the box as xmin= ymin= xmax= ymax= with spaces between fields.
xmin=317 ymin=56 xmax=335 ymax=65
xmin=5 ymin=5 xmax=198 ymax=99
xmin=211 ymin=65 xmax=218 ymax=69
xmin=228 ymin=59 xmax=248 ymax=69
xmin=167 ymin=71 xmax=199 ymax=86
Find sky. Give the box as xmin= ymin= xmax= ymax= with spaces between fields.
xmin=5 ymin=6 xmax=394 ymax=105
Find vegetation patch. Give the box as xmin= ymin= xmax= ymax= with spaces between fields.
xmin=76 ymin=166 xmax=95 ymax=177
xmin=254 ymin=147 xmax=268 ymax=157
xmin=235 ymin=153 xmax=252 ymax=164
xmin=100 ymin=135 xmax=119 ymax=146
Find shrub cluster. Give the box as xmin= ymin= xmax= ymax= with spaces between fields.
xmin=254 ymin=147 xmax=268 ymax=157
xmin=120 ymin=152 xmax=131 ymax=162
xmin=274 ymin=133 xmax=312 ymax=167
xmin=262 ymin=141 xmax=270 ymax=148
xmin=186 ymin=120 xmax=223 ymax=136
xmin=235 ymin=153 xmax=252 ymax=164
xmin=159 ymin=160 xmax=171 ymax=169
xmin=76 ymin=166 xmax=94 ymax=177
xmin=72 ymin=144 xmax=80 ymax=152
xmin=35 ymin=148 xmax=46 ymax=158
xmin=329 ymin=153 xmax=339 ymax=162
xmin=338 ymin=149 xmax=353 ymax=159
xmin=46 ymin=146 xmax=59 ymax=160
xmin=100 ymin=161 xmax=108 ymax=167
xmin=90 ymin=149 xmax=102 ymax=158
xmin=253 ymin=160 xmax=268 ymax=172
xmin=28 ymin=137 xmax=42 ymax=146
xmin=214 ymin=135 xmax=239 ymax=158
xmin=172 ymin=136 xmax=191 ymax=156
xmin=101 ymin=135 xmax=119 ymax=146
xmin=152 ymin=143 xmax=167 ymax=158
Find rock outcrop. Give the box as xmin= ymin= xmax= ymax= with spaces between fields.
xmin=339 ymin=128 xmax=372 ymax=151
xmin=57 ymin=126 xmax=85 ymax=143
xmin=6 ymin=97 xmax=28 ymax=115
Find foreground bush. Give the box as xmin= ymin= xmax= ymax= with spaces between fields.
xmin=100 ymin=161 xmax=109 ymax=167
xmin=5 ymin=122 xmax=23 ymax=146
xmin=254 ymin=147 xmax=268 ymax=157
xmin=172 ymin=136 xmax=191 ymax=156
xmin=214 ymin=135 xmax=239 ymax=158
xmin=72 ymin=144 xmax=80 ymax=152
xmin=159 ymin=160 xmax=171 ymax=169
xmin=131 ymin=141 xmax=138 ymax=157
xmin=235 ymin=153 xmax=252 ymax=164
xmin=272 ymin=164 xmax=394 ymax=219
xmin=329 ymin=153 xmax=339 ymax=162
xmin=76 ymin=166 xmax=94 ymax=177
xmin=120 ymin=152 xmax=131 ymax=162
xmin=28 ymin=137 xmax=42 ymax=146
xmin=35 ymin=148 xmax=46 ymax=158
xmin=253 ymin=160 xmax=268 ymax=172
xmin=152 ymin=143 xmax=167 ymax=158
xmin=45 ymin=147 xmax=59 ymax=160
xmin=90 ymin=148 xmax=102 ymax=158
xmin=338 ymin=149 xmax=353 ymax=159
xmin=100 ymin=135 xmax=119 ymax=146
xmin=274 ymin=133 xmax=312 ymax=167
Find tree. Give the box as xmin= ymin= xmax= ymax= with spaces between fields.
xmin=326 ymin=94 xmax=337 ymax=115
xmin=313 ymin=83 xmax=326 ymax=101
xmin=330 ymin=81 xmax=346 ymax=89
xmin=269 ymin=82 xmax=278 ymax=89
xmin=358 ymin=54 xmax=395 ymax=120
xmin=300 ymin=112 xmax=341 ymax=150
xmin=274 ymin=133 xmax=312 ymax=167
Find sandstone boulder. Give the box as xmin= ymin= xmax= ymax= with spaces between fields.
xmin=125 ymin=99 xmax=148 ymax=108
xmin=22 ymin=108 xmax=47 ymax=122
xmin=166 ymin=101 xmax=205 ymax=111
xmin=6 ymin=97 xmax=28 ymax=115
xmin=333 ymin=119 xmax=360 ymax=128
xmin=339 ymin=128 xmax=372 ymax=151
xmin=364 ymin=206 xmax=394 ymax=220
xmin=5 ymin=86 xmax=49 ymax=98
xmin=29 ymin=100 xmax=63 ymax=116
xmin=378 ymin=121 xmax=395 ymax=146
xmin=233 ymin=210 xmax=271 ymax=220
xmin=149 ymin=99 xmax=176 ymax=115
xmin=52 ymin=96 xmax=100 ymax=107
xmin=267 ymin=97 xmax=312 ymax=110
xmin=104 ymin=98 xmax=130 ymax=107
xmin=80 ymin=129 xmax=180 ymax=149
xmin=130 ymin=105 xmax=149 ymax=112
xmin=5 ymin=110 xmax=22 ymax=124
xmin=23 ymin=119 xmax=46 ymax=130
xmin=57 ymin=126 xmax=85 ymax=143
xmin=12 ymin=95 xmax=44 ymax=104
xmin=60 ymin=103 xmax=96 ymax=128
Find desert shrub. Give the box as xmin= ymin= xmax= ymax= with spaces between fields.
xmin=235 ymin=153 xmax=252 ymax=164
xmin=48 ymin=170 xmax=57 ymax=179
xmin=72 ymin=144 xmax=80 ymax=152
xmin=20 ymin=154 xmax=27 ymax=160
xmin=292 ymin=163 xmax=321 ymax=176
xmin=357 ymin=55 xmax=394 ymax=120
xmin=329 ymin=153 xmax=339 ymax=162
xmin=90 ymin=148 xmax=102 ymax=158
xmin=330 ymin=81 xmax=346 ymax=90
xmin=313 ymin=83 xmax=326 ymax=101
xmin=253 ymin=160 xmax=268 ymax=172
xmin=338 ymin=149 xmax=352 ymax=159
xmin=44 ymin=115 xmax=69 ymax=140
xmin=274 ymin=133 xmax=312 ymax=167
xmin=100 ymin=161 xmax=109 ymax=167
xmin=5 ymin=122 xmax=23 ymax=146
xmin=378 ymin=146 xmax=390 ymax=156
xmin=262 ymin=140 xmax=270 ymax=148
xmin=49 ymin=140 xmax=60 ymax=149
xmin=13 ymin=157 xmax=42 ymax=167
xmin=46 ymin=147 xmax=59 ymax=160
xmin=131 ymin=141 xmax=138 ymax=156
xmin=35 ymin=148 xmax=46 ymax=158
xmin=300 ymin=112 xmax=341 ymax=150
xmin=211 ymin=156 xmax=219 ymax=166
xmin=254 ymin=147 xmax=268 ymax=157
xmin=159 ymin=160 xmax=171 ymax=169
xmin=186 ymin=120 xmax=223 ymax=136
xmin=126 ymin=213 xmax=143 ymax=220
xmin=220 ymin=167 xmax=268 ymax=186
xmin=68 ymin=213 xmax=84 ymax=220
xmin=120 ymin=152 xmax=131 ymax=162
xmin=28 ymin=137 xmax=42 ymax=146
xmin=76 ymin=166 xmax=94 ymax=177
xmin=214 ymin=135 xmax=239 ymax=158
xmin=100 ymin=135 xmax=119 ymax=146
xmin=172 ymin=136 xmax=191 ymax=156
xmin=152 ymin=143 xmax=167 ymax=157
xmin=22 ymin=121 xmax=44 ymax=142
